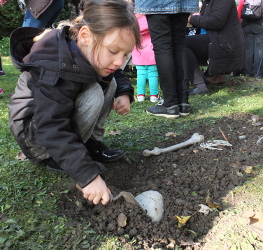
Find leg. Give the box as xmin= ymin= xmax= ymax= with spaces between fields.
xmin=0 ymin=56 xmax=5 ymax=76
xmin=73 ymin=82 xmax=105 ymax=143
xmin=147 ymin=65 xmax=159 ymax=96
xmin=243 ymin=25 xmax=255 ymax=76
xmin=252 ymin=24 xmax=263 ymax=77
xmin=136 ymin=65 xmax=147 ymax=100
xmin=186 ymin=34 xmax=210 ymax=95
xmin=146 ymin=14 xmax=177 ymax=107
xmin=145 ymin=14 xmax=179 ymax=118
xmin=170 ymin=13 xmax=190 ymax=104
xmin=74 ymin=79 xmax=125 ymax=162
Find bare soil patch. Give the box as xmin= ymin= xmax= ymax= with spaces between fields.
xmin=58 ymin=113 xmax=263 ymax=249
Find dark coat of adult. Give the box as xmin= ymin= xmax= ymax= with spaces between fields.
xmin=9 ymin=26 xmax=134 ymax=188
xmin=190 ymin=0 xmax=245 ymax=75
xmin=24 ymin=0 xmax=54 ymax=19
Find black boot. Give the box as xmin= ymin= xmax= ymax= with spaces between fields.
xmin=85 ymin=139 xmax=126 ymax=163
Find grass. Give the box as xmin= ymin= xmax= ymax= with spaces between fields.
xmin=0 ymin=55 xmax=263 ymax=249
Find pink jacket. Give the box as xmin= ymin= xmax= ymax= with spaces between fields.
xmin=132 ymin=15 xmax=156 ymax=66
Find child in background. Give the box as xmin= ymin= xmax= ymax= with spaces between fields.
xmin=132 ymin=14 xmax=159 ymax=103
xmin=9 ymin=0 xmax=141 ymax=205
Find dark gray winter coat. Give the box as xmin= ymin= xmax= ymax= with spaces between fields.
xmin=9 ymin=26 xmax=134 ymax=188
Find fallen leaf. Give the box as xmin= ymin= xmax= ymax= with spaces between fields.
xmin=175 ymin=215 xmax=191 ymax=228
xmin=109 ymin=129 xmax=121 ymax=135
xmin=165 ymin=132 xmax=177 ymax=137
xmin=198 ymin=204 xmax=213 ymax=215
xmin=15 ymin=151 xmax=28 ymax=161
xmin=241 ymin=165 xmax=253 ymax=174
xmin=252 ymin=122 xmax=262 ymax=127
xmin=230 ymin=162 xmax=242 ymax=169
xmin=251 ymin=115 xmax=260 ymax=122
xmin=206 ymin=197 xmax=221 ymax=209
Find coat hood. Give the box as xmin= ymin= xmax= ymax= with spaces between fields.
xmin=10 ymin=26 xmax=97 ymax=84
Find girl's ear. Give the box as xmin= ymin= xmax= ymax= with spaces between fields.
xmin=78 ymin=26 xmax=91 ymax=45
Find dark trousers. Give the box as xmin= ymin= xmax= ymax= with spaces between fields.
xmin=146 ymin=13 xmax=190 ymax=106
xmin=243 ymin=23 xmax=263 ymax=77
xmin=185 ymin=34 xmax=210 ymax=86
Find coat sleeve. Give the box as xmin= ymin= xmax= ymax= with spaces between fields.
xmin=33 ymin=77 xmax=105 ymax=188
xmin=190 ymin=0 xmax=234 ymax=31
xmin=114 ymin=68 xmax=134 ymax=103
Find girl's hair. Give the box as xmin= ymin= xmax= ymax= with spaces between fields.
xmin=69 ymin=0 xmax=141 ymax=50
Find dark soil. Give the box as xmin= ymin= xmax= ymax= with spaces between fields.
xmin=58 ymin=113 xmax=263 ymax=249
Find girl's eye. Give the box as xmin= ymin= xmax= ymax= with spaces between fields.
xmin=109 ymin=50 xmax=117 ymax=54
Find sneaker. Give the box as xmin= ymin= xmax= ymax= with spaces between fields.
xmin=179 ymin=103 xmax=190 ymax=116
xmin=150 ymin=95 xmax=159 ymax=103
xmin=0 ymin=88 xmax=4 ymax=95
xmin=137 ymin=94 xmax=145 ymax=102
xmin=146 ymin=101 xmax=179 ymax=119
xmin=0 ymin=71 xmax=5 ymax=76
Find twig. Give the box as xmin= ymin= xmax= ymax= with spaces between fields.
xmin=218 ymin=127 xmax=229 ymax=142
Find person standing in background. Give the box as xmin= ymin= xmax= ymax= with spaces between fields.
xmin=238 ymin=0 xmax=263 ymax=78
xmin=22 ymin=0 xmax=64 ymax=28
xmin=134 ymin=0 xmax=199 ymax=118
xmin=132 ymin=14 xmax=159 ymax=103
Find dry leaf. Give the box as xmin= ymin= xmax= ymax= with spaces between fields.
xmin=241 ymin=165 xmax=253 ymax=174
xmin=251 ymin=115 xmax=260 ymax=122
xmin=198 ymin=204 xmax=212 ymax=215
xmin=109 ymin=129 xmax=121 ymax=135
xmin=206 ymin=197 xmax=220 ymax=209
xmin=230 ymin=162 xmax=242 ymax=169
xmin=15 ymin=151 xmax=28 ymax=161
xmin=165 ymin=132 xmax=177 ymax=137
xmin=175 ymin=215 xmax=191 ymax=228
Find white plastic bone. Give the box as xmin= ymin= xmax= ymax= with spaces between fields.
xmin=143 ymin=133 xmax=204 ymax=157
xmin=199 ymin=140 xmax=232 ymax=150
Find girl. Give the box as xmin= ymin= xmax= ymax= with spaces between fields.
xmin=9 ymin=0 xmax=141 ymax=205
xmin=132 ymin=14 xmax=159 ymax=103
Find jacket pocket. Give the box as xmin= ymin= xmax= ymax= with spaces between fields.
xmin=217 ymin=35 xmax=232 ymax=52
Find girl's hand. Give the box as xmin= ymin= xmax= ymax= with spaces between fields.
xmin=81 ymin=176 xmax=111 ymax=205
xmin=112 ymin=95 xmax=130 ymax=115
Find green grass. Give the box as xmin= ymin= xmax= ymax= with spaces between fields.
xmin=0 ymin=56 xmax=263 ymax=249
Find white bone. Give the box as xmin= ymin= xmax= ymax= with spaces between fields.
xmin=143 ymin=133 xmax=204 ymax=157
xmin=199 ymin=140 xmax=232 ymax=150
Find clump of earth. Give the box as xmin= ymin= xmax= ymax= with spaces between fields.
xmin=58 ymin=113 xmax=263 ymax=249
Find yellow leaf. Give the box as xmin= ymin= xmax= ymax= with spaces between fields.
xmin=241 ymin=165 xmax=253 ymax=174
xmin=206 ymin=197 xmax=220 ymax=209
xmin=175 ymin=215 xmax=191 ymax=228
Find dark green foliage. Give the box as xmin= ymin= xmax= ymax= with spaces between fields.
xmin=0 ymin=0 xmax=24 ymax=39
xmin=0 ymin=0 xmax=72 ymax=39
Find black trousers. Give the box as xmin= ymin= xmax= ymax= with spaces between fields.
xmin=146 ymin=13 xmax=190 ymax=106
xmin=185 ymin=34 xmax=210 ymax=86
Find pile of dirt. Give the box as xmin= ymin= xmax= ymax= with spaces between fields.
xmin=58 ymin=113 xmax=263 ymax=249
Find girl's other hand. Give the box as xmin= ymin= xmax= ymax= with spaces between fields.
xmin=112 ymin=95 xmax=130 ymax=115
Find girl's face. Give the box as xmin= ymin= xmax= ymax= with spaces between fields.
xmin=78 ymin=27 xmax=135 ymax=77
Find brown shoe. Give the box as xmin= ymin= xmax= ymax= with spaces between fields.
xmin=207 ymin=74 xmax=225 ymax=84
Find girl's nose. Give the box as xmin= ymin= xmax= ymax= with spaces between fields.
xmin=113 ymin=57 xmax=125 ymax=68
